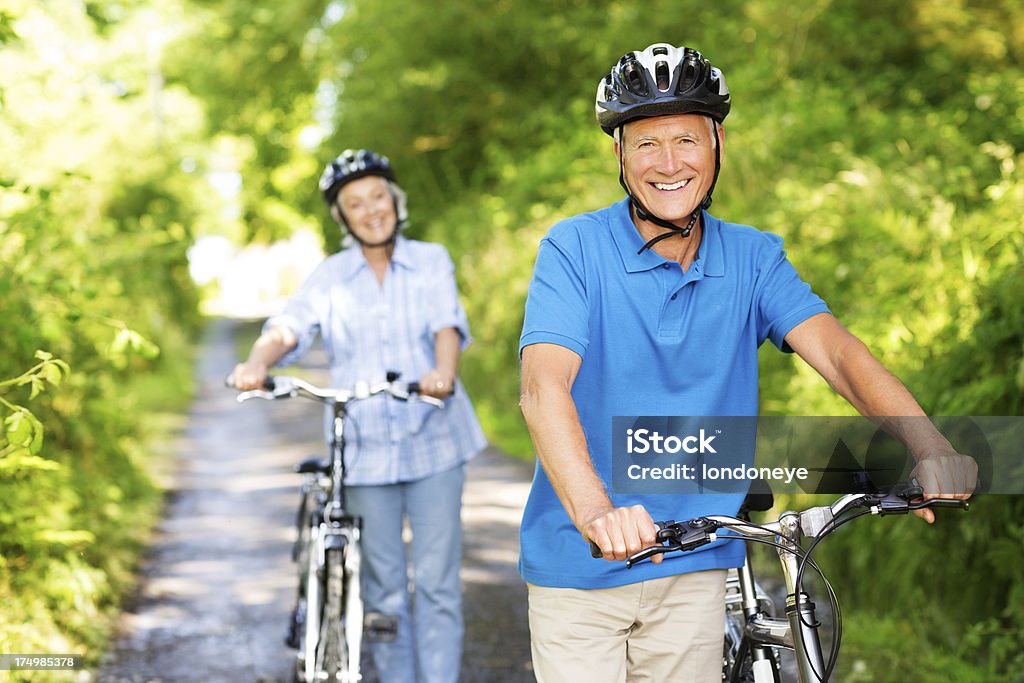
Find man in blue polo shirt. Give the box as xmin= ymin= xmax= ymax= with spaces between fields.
xmin=518 ymin=43 xmax=977 ymax=682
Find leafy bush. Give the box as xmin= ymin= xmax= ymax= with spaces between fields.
xmin=0 ymin=2 xmax=204 ymax=673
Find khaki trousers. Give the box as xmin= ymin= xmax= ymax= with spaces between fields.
xmin=528 ymin=569 xmax=726 ymax=683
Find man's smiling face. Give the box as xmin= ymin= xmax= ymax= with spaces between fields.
xmin=617 ymin=113 xmax=724 ymax=226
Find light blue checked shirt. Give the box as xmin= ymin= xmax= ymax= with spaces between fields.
xmin=266 ymin=237 xmax=487 ymax=485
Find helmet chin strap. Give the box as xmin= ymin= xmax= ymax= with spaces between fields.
xmin=618 ymin=121 xmax=722 ymax=255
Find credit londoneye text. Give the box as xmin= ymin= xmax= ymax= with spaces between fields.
xmin=623 ymin=428 xmax=808 ymax=484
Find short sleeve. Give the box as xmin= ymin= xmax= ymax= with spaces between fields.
xmin=519 ymin=233 xmax=590 ymax=359
xmin=754 ymin=236 xmax=831 ymax=352
xmin=426 ymin=246 xmax=472 ymax=350
xmin=264 ymin=262 xmax=330 ymax=366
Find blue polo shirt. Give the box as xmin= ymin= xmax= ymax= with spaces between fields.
xmin=518 ymin=199 xmax=830 ymax=588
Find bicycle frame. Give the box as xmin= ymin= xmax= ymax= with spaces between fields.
xmin=235 ymin=374 xmax=442 ymax=683
xmin=300 ymin=395 xmax=364 ymax=683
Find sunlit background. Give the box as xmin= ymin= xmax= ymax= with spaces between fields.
xmin=1 ymin=0 xmax=1022 ymax=679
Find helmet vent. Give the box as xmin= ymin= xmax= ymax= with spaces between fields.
xmin=678 ymin=61 xmax=698 ymax=93
xmin=623 ymin=60 xmax=648 ymax=97
xmin=655 ymin=61 xmax=670 ymax=92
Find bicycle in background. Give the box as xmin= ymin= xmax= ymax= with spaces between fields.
xmin=233 ymin=373 xmax=443 ymax=683
xmin=600 ymin=481 xmax=969 ymax=682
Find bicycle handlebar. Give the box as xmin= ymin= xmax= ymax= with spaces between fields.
xmin=229 ymin=373 xmax=446 ymax=409
xmin=588 ymin=481 xmax=969 ymax=567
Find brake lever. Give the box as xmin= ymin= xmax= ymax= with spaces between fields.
xmin=620 ymin=518 xmax=719 ymax=568
xmin=910 ymin=498 xmax=970 ymax=511
xmin=416 ymin=395 xmax=445 ymax=409
xmin=871 ymin=479 xmax=970 ymax=515
xmin=235 ymin=389 xmax=276 ymax=403
xmin=626 ymin=544 xmax=678 ymax=569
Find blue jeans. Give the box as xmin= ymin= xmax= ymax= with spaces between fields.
xmin=345 ymin=464 xmax=466 ymax=683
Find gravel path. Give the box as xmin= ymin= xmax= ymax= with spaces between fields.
xmin=95 ymin=318 xmax=534 ymax=682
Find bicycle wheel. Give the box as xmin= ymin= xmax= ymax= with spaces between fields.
xmin=288 ymin=489 xmax=319 ymax=652
xmin=294 ymin=524 xmax=326 ymax=683
xmin=318 ymin=546 xmax=348 ymax=679
xmin=293 ymin=487 xmax=317 ymax=562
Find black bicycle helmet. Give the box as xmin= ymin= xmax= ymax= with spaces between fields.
xmin=319 ymin=149 xmax=396 ymax=206
xmin=596 ymin=44 xmax=730 ymax=135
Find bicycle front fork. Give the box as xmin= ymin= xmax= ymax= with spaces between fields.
xmin=344 ymin=528 xmax=363 ymax=678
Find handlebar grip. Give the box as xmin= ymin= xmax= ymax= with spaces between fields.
xmin=406 ymin=381 xmax=457 ymax=397
xmin=590 ymin=520 xmax=671 ymax=560
xmin=224 ymin=374 xmax=276 ymax=391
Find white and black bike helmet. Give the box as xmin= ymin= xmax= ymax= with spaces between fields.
xmin=596 ymin=44 xmax=730 ymax=134
xmin=318 ymin=149 xmax=408 ymax=238
xmin=596 ymin=44 xmax=730 ymax=252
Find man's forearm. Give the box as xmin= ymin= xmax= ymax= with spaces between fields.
xmin=829 ymin=335 xmax=954 ymax=460
xmin=520 ymin=382 xmax=612 ymax=530
xmin=789 ymin=315 xmax=955 ymax=461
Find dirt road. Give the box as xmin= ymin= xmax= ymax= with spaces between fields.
xmin=96 ymin=318 xmax=534 ymax=682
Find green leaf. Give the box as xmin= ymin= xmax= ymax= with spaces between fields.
xmin=28 ymin=412 xmax=44 ymax=454
xmin=110 ymin=328 xmax=131 ymax=355
xmin=40 ymin=362 xmax=63 ymax=387
xmin=28 ymin=375 xmax=44 ymax=399
xmin=0 ymin=448 xmax=60 ymax=473
xmin=5 ymin=410 xmax=31 ymax=446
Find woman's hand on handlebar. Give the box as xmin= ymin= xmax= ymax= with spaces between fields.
xmin=584 ymin=504 xmax=663 ymax=564
xmin=227 ymin=361 xmax=270 ymax=391
xmin=417 ymin=369 xmax=455 ymax=399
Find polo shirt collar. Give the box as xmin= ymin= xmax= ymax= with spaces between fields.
xmin=337 ymin=235 xmax=415 ymax=280
xmin=609 ymin=198 xmax=724 ymax=277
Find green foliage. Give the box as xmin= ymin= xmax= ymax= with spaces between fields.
xmin=161 ymin=0 xmax=331 ymax=242
xmin=87 ymin=0 xmax=1021 ymax=677
xmin=287 ymin=1 xmax=1021 ymax=677
xmin=837 ymin=610 xmax=1006 ymax=682
xmin=0 ymin=0 xmax=204 ymax=672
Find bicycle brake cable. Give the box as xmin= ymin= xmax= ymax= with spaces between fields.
xmin=796 ymin=507 xmax=872 ymax=682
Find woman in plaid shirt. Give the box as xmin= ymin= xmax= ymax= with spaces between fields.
xmin=231 ymin=149 xmax=487 ymax=683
